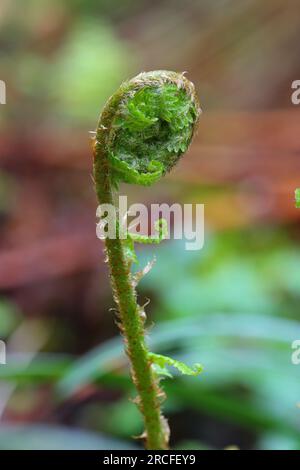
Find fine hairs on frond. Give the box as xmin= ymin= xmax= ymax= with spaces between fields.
xmin=93 ymin=71 xmax=201 ymax=450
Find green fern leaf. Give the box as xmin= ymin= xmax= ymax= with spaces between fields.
xmin=148 ymin=352 xmax=203 ymax=377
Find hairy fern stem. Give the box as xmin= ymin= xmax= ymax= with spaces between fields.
xmin=94 ymin=145 xmax=169 ymax=450
xmin=93 ymin=71 xmax=201 ymax=449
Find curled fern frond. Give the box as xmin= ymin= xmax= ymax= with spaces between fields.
xmin=93 ymin=70 xmax=201 ymax=450
xmin=95 ymin=71 xmax=201 ymax=186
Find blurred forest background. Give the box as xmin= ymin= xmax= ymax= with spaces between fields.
xmin=1 ymin=0 xmax=300 ymax=450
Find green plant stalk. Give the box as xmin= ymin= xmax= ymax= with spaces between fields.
xmin=92 ymin=71 xmax=201 ymax=450
xmin=94 ymin=151 xmax=168 ymax=451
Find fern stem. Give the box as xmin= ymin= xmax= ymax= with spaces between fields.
xmin=92 ymin=71 xmax=200 ymax=449
xmin=93 ymin=132 xmax=169 ymax=450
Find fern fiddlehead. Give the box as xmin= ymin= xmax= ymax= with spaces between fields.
xmin=92 ymin=71 xmax=201 ymax=449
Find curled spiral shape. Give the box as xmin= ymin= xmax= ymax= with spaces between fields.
xmin=95 ymin=70 xmax=201 ymax=186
